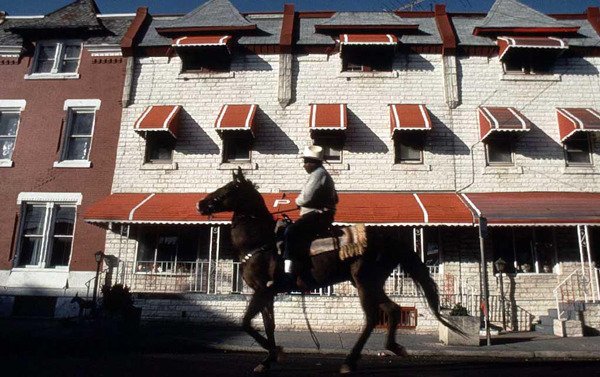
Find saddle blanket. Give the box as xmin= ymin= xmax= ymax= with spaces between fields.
xmin=309 ymin=223 xmax=368 ymax=260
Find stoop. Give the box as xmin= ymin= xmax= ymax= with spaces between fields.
xmin=553 ymin=319 xmax=583 ymax=337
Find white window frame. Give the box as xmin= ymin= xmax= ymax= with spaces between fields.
xmin=54 ymin=100 xmax=100 ymax=168
xmin=14 ymin=195 xmax=80 ymax=270
xmin=25 ymin=40 xmax=82 ymax=80
xmin=485 ymin=138 xmax=514 ymax=166
xmin=563 ymin=133 xmax=593 ymax=167
xmin=222 ymin=137 xmax=252 ymax=164
xmin=0 ymin=100 xmax=26 ymax=168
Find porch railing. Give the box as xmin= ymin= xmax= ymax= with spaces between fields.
xmin=553 ymin=269 xmax=591 ymax=320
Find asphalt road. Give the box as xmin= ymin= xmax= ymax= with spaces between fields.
xmin=2 ymin=351 xmax=600 ymax=377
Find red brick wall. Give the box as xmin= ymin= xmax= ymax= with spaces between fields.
xmin=0 ymin=51 xmax=126 ymax=271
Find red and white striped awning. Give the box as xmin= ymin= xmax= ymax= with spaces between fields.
xmin=133 ymin=105 xmax=182 ymax=138
xmin=172 ymin=35 xmax=232 ymax=47
xmin=556 ymin=108 xmax=600 ymax=142
xmin=339 ymin=34 xmax=398 ymax=45
xmin=215 ymin=104 xmax=258 ymax=136
xmin=309 ymin=104 xmax=347 ymax=130
xmin=497 ymin=36 xmax=568 ymax=61
xmin=461 ymin=192 xmax=600 ymax=226
xmin=84 ymin=192 xmax=476 ymax=226
xmin=389 ymin=104 xmax=432 ymax=137
xmin=478 ymin=106 xmax=531 ymax=141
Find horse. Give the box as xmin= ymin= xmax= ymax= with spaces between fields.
xmin=197 ymin=168 xmax=463 ymax=374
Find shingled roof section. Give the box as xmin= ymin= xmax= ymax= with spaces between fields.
xmin=475 ymin=0 xmax=577 ymax=31
xmin=316 ymin=12 xmax=418 ymax=30
xmin=9 ymin=0 xmax=102 ymax=31
xmin=159 ymin=0 xmax=255 ymax=31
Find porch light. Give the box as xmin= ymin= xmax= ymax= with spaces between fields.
xmin=95 ymin=250 xmax=105 ymax=263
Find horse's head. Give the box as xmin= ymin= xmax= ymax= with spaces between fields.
xmin=197 ymin=167 xmax=257 ymax=215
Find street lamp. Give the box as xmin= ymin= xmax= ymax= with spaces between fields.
xmin=494 ymin=258 xmax=507 ymax=331
xmin=92 ymin=250 xmax=105 ymax=312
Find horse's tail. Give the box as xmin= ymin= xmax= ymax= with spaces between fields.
xmin=395 ymin=248 xmax=467 ymax=337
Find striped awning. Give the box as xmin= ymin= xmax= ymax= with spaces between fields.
xmin=339 ymin=34 xmax=398 ymax=45
xmin=309 ymin=104 xmax=347 ymax=130
xmin=172 ymin=35 xmax=232 ymax=47
xmin=133 ymin=105 xmax=182 ymax=138
xmin=556 ymin=108 xmax=600 ymax=142
xmin=497 ymin=36 xmax=568 ymax=61
xmin=478 ymin=106 xmax=531 ymax=141
xmin=215 ymin=104 xmax=258 ymax=136
xmin=389 ymin=104 xmax=432 ymax=137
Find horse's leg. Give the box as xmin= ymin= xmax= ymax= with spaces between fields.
xmin=242 ymin=290 xmax=278 ymax=373
xmin=379 ymin=294 xmax=408 ymax=357
xmin=257 ymin=298 xmax=285 ymax=371
xmin=340 ymin=284 xmax=378 ymax=374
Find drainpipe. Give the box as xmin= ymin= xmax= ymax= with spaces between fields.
xmin=434 ymin=5 xmax=460 ymax=109
xmin=278 ymin=4 xmax=295 ymax=108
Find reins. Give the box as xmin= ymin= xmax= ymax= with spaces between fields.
xmin=300 ymin=292 xmax=321 ymax=351
xmin=270 ymin=207 xmax=297 ymax=216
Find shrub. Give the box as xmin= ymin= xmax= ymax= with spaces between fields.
xmin=449 ymin=303 xmax=469 ymax=316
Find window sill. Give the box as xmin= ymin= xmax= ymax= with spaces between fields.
xmin=0 ymin=159 xmax=14 ymax=168
xmin=219 ymin=162 xmax=257 ymax=170
xmin=391 ymin=163 xmax=431 ymax=172
xmin=178 ymin=71 xmax=235 ymax=80
xmin=563 ymin=165 xmax=598 ymax=175
xmin=500 ymin=73 xmax=561 ymax=82
xmin=483 ymin=165 xmax=523 ymax=175
xmin=53 ymin=160 xmax=92 ymax=168
xmin=339 ymin=71 xmax=398 ymax=79
xmin=24 ymin=73 xmax=80 ymax=80
xmin=12 ymin=266 xmax=69 ymax=272
xmin=325 ymin=163 xmax=349 ymax=171
xmin=140 ymin=162 xmax=178 ymax=171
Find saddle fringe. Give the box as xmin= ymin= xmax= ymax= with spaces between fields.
xmin=338 ymin=223 xmax=367 ymax=260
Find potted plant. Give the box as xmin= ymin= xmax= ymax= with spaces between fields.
xmin=439 ymin=303 xmax=480 ymax=346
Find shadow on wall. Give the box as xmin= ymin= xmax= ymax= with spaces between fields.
xmin=396 ymin=49 xmax=436 ymax=72
xmin=515 ymin=123 xmax=565 ymax=162
xmin=556 ymin=54 xmax=599 ymax=76
xmin=176 ymin=108 xmax=220 ymax=156
xmin=253 ymin=108 xmax=299 ymax=155
xmin=234 ymin=52 xmax=274 ymax=72
xmin=427 ymin=111 xmax=470 ymax=156
xmin=344 ymin=108 xmax=389 ymax=154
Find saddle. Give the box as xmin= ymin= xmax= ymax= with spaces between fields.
xmin=275 ymin=221 xmax=368 ymax=261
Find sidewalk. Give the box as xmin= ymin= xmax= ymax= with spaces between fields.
xmin=1 ymin=319 xmax=599 ymax=360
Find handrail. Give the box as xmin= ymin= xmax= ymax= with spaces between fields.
xmin=553 ymin=269 xmax=591 ymax=320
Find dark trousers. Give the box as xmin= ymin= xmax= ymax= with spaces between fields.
xmin=283 ymin=210 xmax=334 ymax=264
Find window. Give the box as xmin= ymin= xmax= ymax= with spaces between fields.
xmin=136 ymin=227 xmax=206 ymax=274
xmin=178 ymin=47 xmax=231 ymax=73
xmin=342 ymin=46 xmax=394 ymax=72
xmin=491 ymin=227 xmax=556 ymax=274
xmin=313 ymin=134 xmax=344 ymax=163
xmin=394 ymin=133 xmax=424 ymax=164
xmin=32 ymin=41 xmax=81 ymax=75
xmin=564 ymin=133 xmax=592 ymax=166
xmin=145 ymin=132 xmax=175 ymax=164
xmin=0 ymin=110 xmax=20 ymax=161
xmin=62 ymin=109 xmax=95 ymax=161
xmin=223 ymin=137 xmax=252 ymax=163
xmin=502 ymin=50 xmax=554 ymax=75
xmin=16 ymin=203 xmax=76 ymax=269
xmin=485 ymin=136 xmax=513 ymax=165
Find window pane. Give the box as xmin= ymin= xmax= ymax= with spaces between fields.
xmin=53 ymin=206 xmax=75 ymax=235
xmin=62 ymin=44 xmax=81 ymax=59
xmin=35 ymin=60 xmax=55 ymax=73
xmin=48 ymin=237 xmax=72 ymax=267
xmin=224 ymin=138 xmax=251 ymax=162
xmin=70 ymin=112 xmax=94 ymax=135
xmin=395 ymin=138 xmax=422 ymax=163
xmin=565 ymin=135 xmax=591 ymax=164
xmin=17 ymin=237 xmax=43 ymax=267
xmin=34 ymin=45 xmax=57 ymax=73
xmin=23 ymin=205 xmax=46 ymax=235
xmin=156 ymin=236 xmax=178 ymax=262
xmin=146 ymin=133 xmax=174 ymax=163
xmin=487 ymin=140 xmax=512 ymax=164
xmin=65 ymin=137 xmax=91 ymax=160
xmin=0 ymin=138 xmax=15 ymax=159
xmin=60 ymin=60 xmax=79 ymax=73
xmin=0 ymin=113 xmax=19 ymax=136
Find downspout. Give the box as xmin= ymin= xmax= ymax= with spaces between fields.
xmin=278 ymin=4 xmax=295 ymax=108
xmin=120 ymin=7 xmax=150 ymax=107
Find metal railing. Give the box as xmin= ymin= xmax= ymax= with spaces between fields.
xmin=553 ymin=269 xmax=591 ymax=320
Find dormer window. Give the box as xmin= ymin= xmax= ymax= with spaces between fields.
xmin=339 ymin=34 xmax=397 ymax=73
xmin=32 ymin=41 xmax=81 ymax=75
xmin=173 ymin=36 xmax=232 ymax=73
xmin=497 ymin=37 xmax=567 ymax=75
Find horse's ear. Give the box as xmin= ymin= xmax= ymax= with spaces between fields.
xmin=236 ymin=166 xmax=245 ymax=182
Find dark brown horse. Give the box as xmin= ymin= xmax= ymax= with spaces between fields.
xmin=197 ymin=168 xmax=462 ymax=374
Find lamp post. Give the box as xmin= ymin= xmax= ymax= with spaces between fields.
xmin=494 ymin=258 xmax=507 ymax=331
xmin=92 ymin=250 xmax=105 ymax=311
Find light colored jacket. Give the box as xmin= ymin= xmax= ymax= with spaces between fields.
xmin=296 ymin=166 xmax=338 ymax=216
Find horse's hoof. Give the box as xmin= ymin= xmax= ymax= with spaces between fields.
xmin=340 ymin=363 xmax=354 ymax=374
xmin=386 ymin=343 xmax=408 ymax=357
xmin=253 ymin=363 xmax=268 ymax=374
xmin=276 ymin=346 xmax=287 ymax=363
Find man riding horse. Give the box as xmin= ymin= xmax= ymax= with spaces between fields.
xmin=282 ymin=145 xmax=338 ymax=285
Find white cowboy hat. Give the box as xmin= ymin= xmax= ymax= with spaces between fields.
xmin=300 ymin=145 xmax=324 ymax=161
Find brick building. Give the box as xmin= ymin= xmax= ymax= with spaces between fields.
xmin=3 ymin=0 xmax=600 ymax=333
xmin=0 ymin=0 xmax=133 ymax=316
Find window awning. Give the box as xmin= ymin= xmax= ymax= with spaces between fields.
xmin=389 ymin=104 xmax=432 ymax=137
xmin=497 ymin=36 xmax=568 ymax=61
xmin=133 ymin=105 xmax=182 ymax=138
xmin=309 ymin=104 xmax=347 ymax=131
xmin=172 ymin=35 xmax=233 ymax=48
xmin=215 ymin=104 xmax=258 ymax=136
xmin=339 ymin=34 xmax=398 ymax=46
xmin=84 ymin=192 xmax=475 ymax=226
xmin=478 ymin=106 xmax=531 ymax=141
xmin=461 ymin=192 xmax=600 ymax=226
xmin=556 ymin=108 xmax=600 ymax=142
